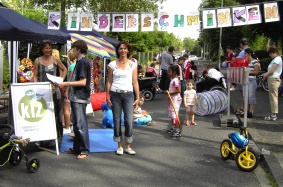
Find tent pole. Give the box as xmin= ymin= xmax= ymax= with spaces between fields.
xmin=0 ymin=41 xmax=3 ymax=93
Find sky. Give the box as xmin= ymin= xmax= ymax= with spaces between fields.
xmin=158 ymin=0 xmax=203 ymax=40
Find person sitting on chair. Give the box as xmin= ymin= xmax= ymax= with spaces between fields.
xmin=196 ymin=67 xmax=224 ymax=92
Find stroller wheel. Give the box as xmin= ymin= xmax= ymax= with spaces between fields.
xmin=26 ymin=157 xmax=40 ymax=173
xmin=9 ymin=149 xmax=22 ymax=166
xmin=142 ymin=90 xmax=154 ymax=101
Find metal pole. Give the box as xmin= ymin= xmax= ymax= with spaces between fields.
xmin=218 ymin=0 xmax=224 ymax=69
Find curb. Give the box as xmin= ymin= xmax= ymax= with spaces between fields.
xmin=238 ymin=117 xmax=283 ymax=187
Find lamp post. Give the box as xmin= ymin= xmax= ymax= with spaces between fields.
xmin=218 ymin=0 xmax=224 ymax=69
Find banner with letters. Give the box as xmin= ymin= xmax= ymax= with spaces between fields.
xmin=47 ymin=1 xmax=280 ymax=32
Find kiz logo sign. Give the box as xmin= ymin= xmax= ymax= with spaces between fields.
xmin=18 ymin=89 xmax=47 ymax=122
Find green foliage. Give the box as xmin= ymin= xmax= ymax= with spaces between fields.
xmin=183 ymin=37 xmax=198 ymax=53
xmin=249 ymin=35 xmax=269 ymax=51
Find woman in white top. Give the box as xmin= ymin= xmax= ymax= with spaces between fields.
xmin=263 ymin=45 xmax=282 ymax=121
xmin=106 ymin=41 xmax=140 ymax=155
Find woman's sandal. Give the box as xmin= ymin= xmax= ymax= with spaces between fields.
xmin=77 ymin=153 xmax=90 ymax=160
xmin=191 ymin=121 xmax=197 ymax=126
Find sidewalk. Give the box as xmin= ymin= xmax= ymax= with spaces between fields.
xmin=230 ymin=90 xmax=283 ymax=186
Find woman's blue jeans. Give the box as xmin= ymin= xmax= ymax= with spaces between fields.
xmin=71 ymin=102 xmax=90 ymax=154
xmin=110 ymin=91 xmax=134 ymax=143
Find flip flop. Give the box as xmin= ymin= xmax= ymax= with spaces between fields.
xmin=77 ymin=153 xmax=90 ymax=160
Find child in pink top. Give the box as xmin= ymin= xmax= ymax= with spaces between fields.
xmin=167 ymin=65 xmax=182 ymax=137
xmin=184 ymin=79 xmax=198 ymax=126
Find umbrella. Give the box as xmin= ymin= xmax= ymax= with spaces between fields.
xmin=70 ymin=33 xmax=110 ymax=59
xmin=87 ymin=35 xmax=116 ymax=57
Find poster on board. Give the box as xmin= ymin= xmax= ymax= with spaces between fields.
xmin=10 ymin=82 xmax=57 ymax=143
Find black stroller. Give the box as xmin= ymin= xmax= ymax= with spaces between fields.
xmin=138 ymin=77 xmax=157 ymax=101
xmin=0 ymin=124 xmax=40 ymax=173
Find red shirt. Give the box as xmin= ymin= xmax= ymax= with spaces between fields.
xmin=226 ymin=52 xmax=235 ymax=62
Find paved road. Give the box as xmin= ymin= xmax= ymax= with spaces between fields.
xmin=0 ymin=93 xmax=271 ymax=187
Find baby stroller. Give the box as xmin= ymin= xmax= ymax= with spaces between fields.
xmin=138 ymin=77 xmax=157 ymax=101
xmin=0 ymin=124 xmax=40 ymax=173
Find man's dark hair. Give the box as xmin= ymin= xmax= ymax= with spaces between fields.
xmin=168 ymin=46 xmax=174 ymax=52
xmin=240 ymin=38 xmax=248 ymax=46
xmin=72 ymin=40 xmax=88 ymax=54
xmin=226 ymin=46 xmax=233 ymax=50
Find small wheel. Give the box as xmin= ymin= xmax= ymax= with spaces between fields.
xmin=236 ymin=148 xmax=258 ymax=172
xmin=262 ymin=79 xmax=269 ymax=92
xmin=142 ymin=90 xmax=154 ymax=101
xmin=26 ymin=157 xmax=40 ymax=173
xmin=220 ymin=139 xmax=233 ymax=160
xmin=9 ymin=149 xmax=22 ymax=166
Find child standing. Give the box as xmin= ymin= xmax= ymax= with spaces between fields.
xmin=167 ymin=65 xmax=182 ymax=137
xmin=184 ymin=79 xmax=198 ymax=126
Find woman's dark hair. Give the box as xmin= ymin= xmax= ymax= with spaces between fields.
xmin=39 ymin=41 xmax=53 ymax=56
xmin=168 ymin=65 xmax=180 ymax=76
xmin=116 ymin=41 xmax=132 ymax=59
xmin=245 ymin=48 xmax=258 ymax=59
xmin=267 ymin=45 xmax=279 ymax=54
xmin=71 ymin=40 xmax=88 ymax=54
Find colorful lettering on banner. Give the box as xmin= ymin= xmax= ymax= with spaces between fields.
xmin=112 ymin=14 xmax=125 ymax=32
xmin=232 ymin=7 xmax=247 ymax=26
xmin=141 ymin=14 xmax=154 ymax=32
xmin=126 ymin=14 xmax=139 ymax=32
xmin=187 ymin=15 xmax=199 ymax=26
xmin=246 ymin=5 xmax=262 ymax=24
xmin=48 ymin=12 xmax=61 ymax=30
xmin=80 ymin=14 xmax=93 ymax=31
xmin=174 ymin=14 xmax=184 ymax=27
xmin=97 ymin=14 xmax=110 ymax=32
xmin=202 ymin=10 xmax=217 ymax=29
xmin=158 ymin=12 xmax=170 ymax=31
xmin=264 ymin=2 xmax=280 ymax=22
xmin=67 ymin=13 xmax=80 ymax=31
xmin=217 ymin=8 xmax=232 ymax=27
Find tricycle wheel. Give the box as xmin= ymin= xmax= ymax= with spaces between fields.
xmin=9 ymin=149 xmax=22 ymax=166
xmin=26 ymin=157 xmax=40 ymax=173
xmin=236 ymin=148 xmax=258 ymax=172
xmin=220 ymin=139 xmax=233 ymax=160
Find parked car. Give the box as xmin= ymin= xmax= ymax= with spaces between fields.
xmin=189 ymin=55 xmax=198 ymax=61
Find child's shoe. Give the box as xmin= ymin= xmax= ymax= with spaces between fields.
xmin=185 ymin=121 xmax=190 ymax=126
xmin=191 ymin=121 xmax=197 ymax=126
xmin=171 ymin=131 xmax=181 ymax=137
xmin=167 ymin=128 xmax=175 ymax=133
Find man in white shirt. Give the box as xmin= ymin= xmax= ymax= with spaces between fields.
xmin=196 ymin=67 xmax=224 ymax=92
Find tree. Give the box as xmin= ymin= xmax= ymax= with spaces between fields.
xmin=183 ymin=37 xmax=198 ymax=53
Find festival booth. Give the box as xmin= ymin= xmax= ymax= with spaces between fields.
xmin=0 ymin=3 xmax=70 ymax=155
